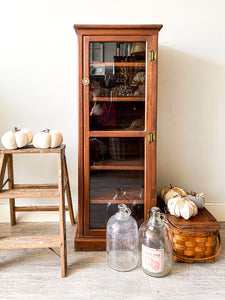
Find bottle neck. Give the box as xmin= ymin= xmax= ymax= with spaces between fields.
xmin=148 ymin=208 xmax=162 ymax=226
xmin=152 ymin=211 xmax=160 ymax=223
xmin=117 ymin=204 xmax=131 ymax=219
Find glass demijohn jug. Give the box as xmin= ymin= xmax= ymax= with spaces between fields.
xmin=106 ymin=188 xmax=128 ymax=224
xmin=106 ymin=204 xmax=139 ymax=272
xmin=139 ymin=207 xmax=173 ymax=277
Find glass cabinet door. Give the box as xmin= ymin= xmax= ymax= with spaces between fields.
xmin=89 ymin=41 xmax=146 ymax=131
xmin=84 ymin=37 xmax=149 ymax=235
xmin=90 ymin=137 xmax=145 ymax=229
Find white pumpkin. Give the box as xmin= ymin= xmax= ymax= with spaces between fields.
xmin=186 ymin=191 xmax=205 ymax=209
xmin=167 ymin=196 xmax=198 ymax=220
xmin=1 ymin=127 xmax=33 ymax=150
xmin=33 ymin=129 xmax=63 ymax=149
xmin=160 ymin=184 xmax=186 ymax=204
xmin=21 ymin=128 xmax=33 ymax=144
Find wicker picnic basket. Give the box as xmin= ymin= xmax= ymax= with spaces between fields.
xmin=165 ymin=208 xmax=221 ymax=263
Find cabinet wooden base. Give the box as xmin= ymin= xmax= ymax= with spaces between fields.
xmin=74 ymin=230 xmax=106 ymax=251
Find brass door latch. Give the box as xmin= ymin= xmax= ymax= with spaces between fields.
xmin=147 ymin=132 xmax=156 ymax=143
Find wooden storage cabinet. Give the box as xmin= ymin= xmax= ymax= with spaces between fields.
xmin=74 ymin=25 xmax=163 ymax=251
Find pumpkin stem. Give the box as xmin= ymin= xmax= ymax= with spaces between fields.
xmin=42 ymin=129 xmax=50 ymax=133
xmin=170 ymin=184 xmax=173 ymax=189
xmin=14 ymin=127 xmax=20 ymax=132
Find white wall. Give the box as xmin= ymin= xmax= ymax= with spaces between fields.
xmin=0 ymin=0 xmax=225 ymax=221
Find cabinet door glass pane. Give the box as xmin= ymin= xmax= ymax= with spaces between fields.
xmin=89 ymin=42 xmax=146 ymax=131
xmin=89 ymin=137 xmax=145 ymax=229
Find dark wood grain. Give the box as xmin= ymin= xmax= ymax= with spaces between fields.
xmin=77 ymin=33 xmax=84 ymax=238
xmin=166 ymin=208 xmax=220 ymax=233
xmin=89 ymin=131 xmax=146 ymax=137
xmin=75 ymin=230 xmax=106 ymax=251
xmin=74 ymin=25 xmax=163 ymax=38
xmin=74 ymin=24 xmax=163 ymax=30
xmin=83 ymin=36 xmax=91 ymax=237
xmin=74 ymin=24 xmax=162 ymax=251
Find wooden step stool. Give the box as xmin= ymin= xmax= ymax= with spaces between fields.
xmin=0 ymin=144 xmax=75 ymax=277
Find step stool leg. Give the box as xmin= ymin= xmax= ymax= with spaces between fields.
xmin=58 ymin=151 xmax=67 ymax=277
xmin=7 ymin=155 xmax=16 ymax=226
xmin=63 ymin=155 xmax=75 ymax=225
xmin=0 ymin=154 xmax=7 ymax=190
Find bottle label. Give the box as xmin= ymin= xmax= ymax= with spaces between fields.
xmin=142 ymin=244 xmax=164 ymax=273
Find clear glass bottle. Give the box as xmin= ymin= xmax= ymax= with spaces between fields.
xmin=106 ymin=188 xmax=127 ymax=223
xmin=106 ymin=204 xmax=139 ymax=272
xmin=139 ymin=207 xmax=173 ymax=277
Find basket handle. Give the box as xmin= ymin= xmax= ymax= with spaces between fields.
xmin=174 ymin=233 xmax=222 ymax=262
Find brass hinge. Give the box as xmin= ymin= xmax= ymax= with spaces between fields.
xmin=149 ymin=50 xmax=157 ymax=62
xmin=147 ymin=132 xmax=156 ymax=143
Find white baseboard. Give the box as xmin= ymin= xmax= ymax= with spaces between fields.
xmin=0 ymin=202 xmax=223 ymax=223
xmin=204 ymin=203 xmax=225 ymax=222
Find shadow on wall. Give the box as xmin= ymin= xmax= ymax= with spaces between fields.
xmin=157 ymin=45 xmax=225 ymax=202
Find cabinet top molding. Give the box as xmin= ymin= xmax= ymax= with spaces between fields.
xmin=74 ymin=24 xmax=163 ymax=35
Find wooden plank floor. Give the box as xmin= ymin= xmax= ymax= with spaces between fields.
xmin=0 ymin=222 xmax=225 ymax=300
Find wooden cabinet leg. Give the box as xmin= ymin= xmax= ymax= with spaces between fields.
xmin=63 ymin=156 xmax=75 ymax=225
xmin=58 ymin=152 xmax=67 ymax=277
xmin=7 ymin=155 xmax=15 ymax=226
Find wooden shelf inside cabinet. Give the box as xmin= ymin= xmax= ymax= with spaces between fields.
xmin=89 ymin=131 xmax=146 ymax=137
xmin=90 ymin=199 xmax=144 ymax=204
xmin=90 ymin=158 xmax=144 ymax=170
xmin=90 ymin=62 xmax=145 ymax=67
xmin=90 ymin=97 xmax=145 ymax=102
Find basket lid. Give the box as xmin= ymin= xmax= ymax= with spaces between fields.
xmin=166 ymin=208 xmax=220 ymax=234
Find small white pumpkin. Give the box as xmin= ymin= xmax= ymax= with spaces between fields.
xmin=167 ymin=196 xmax=198 ymax=220
xmin=160 ymin=184 xmax=186 ymax=204
xmin=33 ymin=129 xmax=63 ymax=149
xmin=21 ymin=128 xmax=33 ymax=144
xmin=186 ymin=191 xmax=205 ymax=209
xmin=1 ymin=127 xmax=33 ymax=150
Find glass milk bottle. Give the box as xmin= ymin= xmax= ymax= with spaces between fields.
xmin=106 ymin=204 xmax=139 ymax=272
xmin=139 ymin=207 xmax=173 ymax=277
